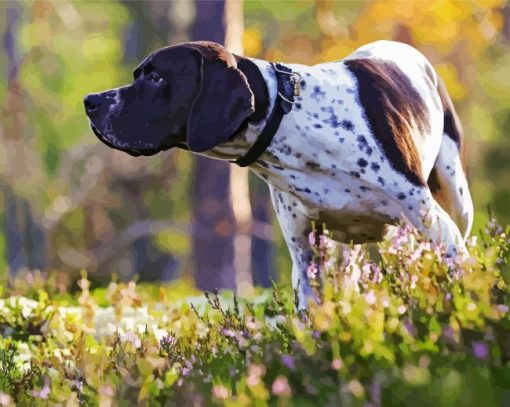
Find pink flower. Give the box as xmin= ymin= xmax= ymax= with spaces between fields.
xmin=31 ymin=377 xmax=51 ymax=400
xmin=212 ymin=384 xmax=229 ymax=400
xmin=308 ymin=231 xmax=316 ymax=246
xmin=272 ymin=376 xmax=292 ymax=397
xmin=331 ymin=358 xmax=343 ymax=370
xmin=307 ymin=265 xmax=318 ymax=279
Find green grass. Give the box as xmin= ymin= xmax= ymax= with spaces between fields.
xmin=0 ymin=219 xmax=509 ymax=406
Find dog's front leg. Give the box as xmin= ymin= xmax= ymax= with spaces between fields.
xmin=269 ymin=186 xmax=315 ymax=309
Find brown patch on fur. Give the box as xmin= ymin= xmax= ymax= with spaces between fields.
xmin=427 ymin=167 xmax=453 ymax=215
xmin=345 ymin=59 xmax=429 ymax=187
xmin=436 ymin=77 xmax=467 ymax=171
xmin=185 ymin=41 xmax=238 ymax=68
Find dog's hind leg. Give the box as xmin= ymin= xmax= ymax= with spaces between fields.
xmin=427 ymin=136 xmax=473 ymax=240
xmin=428 ymin=78 xmax=474 ymax=240
xmin=399 ymin=188 xmax=467 ymax=258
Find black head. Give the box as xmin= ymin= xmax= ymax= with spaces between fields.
xmin=84 ymin=41 xmax=258 ymax=156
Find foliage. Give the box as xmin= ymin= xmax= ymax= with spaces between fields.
xmin=0 ymin=219 xmax=509 ymax=406
xmin=2 ymin=0 xmax=510 ymax=287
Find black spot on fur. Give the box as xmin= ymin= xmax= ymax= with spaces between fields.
xmin=341 ymin=120 xmax=354 ymax=131
xmin=295 ymin=186 xmax=312 ymax=194
xmin=397 ymin=193 xmax=406 ymax=200
xmin=377 ymin=176 xmax=385 ymax=186
xmin=357 ymin=158 xmax=368 ymax=168
xmin=350 ymin=171 xmax=361 ymax=178
xmin=371 ymin=162 xmax=381 ymax=172
xmin=311 ymin=85 xmax=326 ymax=101
xmin=321 ymin=106 xmax=334 ymax=114
xmin=306 ymin=161 xmax=320 ymax=169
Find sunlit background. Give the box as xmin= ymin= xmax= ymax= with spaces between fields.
xmin=0 ymin=0 xmax=509 ymax=296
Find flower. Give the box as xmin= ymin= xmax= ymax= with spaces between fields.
xmin=307 ymin=265 xmax=318 ymax=279
xmin=331 ymin=358 xmax=343 ymax=370
xmin=472 ymin=341 xmax=489 ymax=360
xmin=272 ymin=376 xmax=292 ymax=397
xmin=247 ymin=364 xmax=266 ymax=387
xmin=31 ymin=377 xmax=51 ymax=400
xmin=212 ymin=384 xmax=229 ymax=400
xmin=281 ymin=355 xmax=296 ymax=371
xmin=0 ymin=392 xmax=12 ymax=407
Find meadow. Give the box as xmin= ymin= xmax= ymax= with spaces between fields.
xmin=1 ymin=219 xmax=509 ymax=406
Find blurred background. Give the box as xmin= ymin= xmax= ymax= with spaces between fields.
xmin=0 ymin=0 xmax=509 ymax=295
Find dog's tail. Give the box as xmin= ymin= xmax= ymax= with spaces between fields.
xmin=427 ymin=78 xmax=474 ymax=240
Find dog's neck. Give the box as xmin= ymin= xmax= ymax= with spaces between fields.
xmin=196 ymin=57 xmax=279 ymax=162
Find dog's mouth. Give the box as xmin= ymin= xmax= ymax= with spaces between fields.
xmin=90 ymin=123 xmax=188 ymax=157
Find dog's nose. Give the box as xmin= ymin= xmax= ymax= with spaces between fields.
xmin=84 ymin=93 xmax=103 ymax=113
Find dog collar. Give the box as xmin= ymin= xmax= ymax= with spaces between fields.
xmin=234 ymin=63 xmax=300 ymax=167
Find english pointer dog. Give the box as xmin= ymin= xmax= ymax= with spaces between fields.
xmin=84 ymin=40 xmax=473 ymax=307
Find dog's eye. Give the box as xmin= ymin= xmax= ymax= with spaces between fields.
xmin=148 ymin=72 xmax=162 ymax=84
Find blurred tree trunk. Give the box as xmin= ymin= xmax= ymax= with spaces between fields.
xmin=226 ymin=0 xmax=254 ymax=294
xmin=191 ymin=0 xmax=236 ymax=291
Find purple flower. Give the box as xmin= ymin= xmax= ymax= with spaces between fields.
xmin=442 ymin=326 xmax=455 ymax=341
xmin=472 ymin=341 xmax=489 ymax=360
xmin=281 ymin=355 xmax=296 ymax=371
xmin=498 ymin=304 xmax=509 ymax=313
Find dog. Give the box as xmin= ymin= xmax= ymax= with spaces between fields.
xmin=84 ymin=40 xmax=474 ymax=307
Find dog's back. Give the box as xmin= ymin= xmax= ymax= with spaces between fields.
xmin=344 ymin=40 xmax=473 ymax=238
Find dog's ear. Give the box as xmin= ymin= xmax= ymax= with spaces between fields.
xmin=186 ymin=45 xmax=255 ymax=152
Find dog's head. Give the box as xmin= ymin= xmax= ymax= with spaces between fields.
xmin=84 ymin=42 xmax=257 ymax=156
